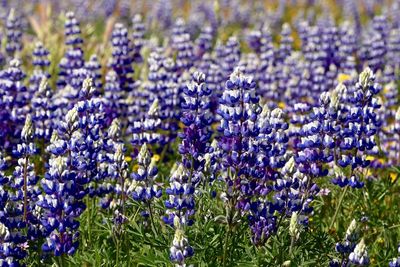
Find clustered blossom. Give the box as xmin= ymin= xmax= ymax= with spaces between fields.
xmin=294 ymin=94 xmax=333 ymax=180
xmin=257 ymin=26 xmax=276 ymax=101
xmin=5 ymin=9 xmax=22 ymax=58
xmin=335 ymin=68 xmax=382 ymax=187
xmin=165 ymin=71 xmax=216 ymax=260
xmin=103 ymin=70 xmax=127 ymax=125
xmin=330 ymin=219 xmax=369 ymax=267
xmin=128 ymin=49 xmax=178 ymax=147
xmin=179 ymin=71 xmax=213 ymax=184
xmin=0 ymin=59 xmax=28 ymax=147
xmin=169 ymin=217 xmax=194 ymax=267
xmin=196 ymin=53 xmax=224 ymax=114
xmin=38 ymin=107 xmax=85 ymax=256
xmin=99 ymin=119 xmax=118 ymax=209
xmin=164 ymin=164 xmax=195 ymax=227
xmin=13 ymin=115 xmax=41 ymax=234
xmin=84 ymin=54 xmax=102 ymax=93
xmin=149 ymin=56 xmax=180 ymax=144
xmin=217 ymin=68 xmax=261 ymax=209
xmin=0 ymin=3 xmax=397 ymax=266
xmin=99 ymin=119 xmax=128 ymax=219
xmin=131 ymin=14 xmax=145 ymax=63
xmin=38 ymin=78 xmax=107 ymax=257
xmin=76 ymin=88 xmax=108 ymax=199
xmin=217 ymin=68 xmax=292 ymax=245
xmin=238 ymin=53 xmax=259 ymax=78
xmin=57 ymin=12 xmax=84 ymax=90
xmin=383 ymin=107 xmax=400 ymax=166
xmin=273 ymin=157 xmax=316 ymax=226
xmin=349 ymin=239 xmax=369 ymax=266
xmin=131 ymin=144 xmax=161 ymax=218
xmin=248 ymin=106 xmax=290 ymax=245
xmin=131 ymin=99 xmax=163 ymax=148
xmin=277 ymin=23 xmax=293 ymax=64
xmin=109 ymin=23 xmax=136 ymax=94
xmin=29 ymin=42 xmax=51 ymax=95
xmin=0 ymin=116 xmax=39 ymax=266
xmin=289 ymin=68 xmax=382 ymax=190
xmin=165 ymin=165 xmax=196 ymax=266
xmin=194 ymin=25 xmax=213 ymax=59
xmin=219 ymin=36 xmax=241 ymax=79
xmin=106 ymin=22 xmax=145 ymax=133
xmin=108 ymin=143 xmax=130 ymax=226
xmin=31 ymin=78 xmax=53 ymax=141
xmin=174 ymin=33 xmax=194 ymax=73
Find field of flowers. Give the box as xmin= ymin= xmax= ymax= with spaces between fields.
xmin=1 ymin=0 xmax=400 ymax=266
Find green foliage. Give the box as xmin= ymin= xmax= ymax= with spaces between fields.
xmin=21 ymin=164 xmax=400 ymax=266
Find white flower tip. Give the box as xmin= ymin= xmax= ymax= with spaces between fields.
xmin=148 ymin=99 xmax=159 ymax=116
xmin=21 ymin=114 xmax=33 ymax=140
xmin=66 ymin=107 xmax=78 ymax=125
xmin=359 ymin=67 xmax=374 ymax=88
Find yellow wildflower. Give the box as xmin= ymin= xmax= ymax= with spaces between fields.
xmin=278 ymin=102 xmax=286 ymax=109
xmin=337 ymin=73 xmax=351 ymax=83
xmin=390 ymin=172 xmax=398 ymax=183
xmin=152 ymin=154 xmax=160 ymax=162
xmin=132 ymin=164 xmax=139 ymax=172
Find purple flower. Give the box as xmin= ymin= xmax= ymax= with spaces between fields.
xmin=0 ymin=116 xmax=39 ymax=266
xmin=31 ymin=78 xmax=53 ymax=140
xmin=169 ymin=218 xmax=194 ymax=266
xmin=131 ymin=14 xmax=146 ymax=63
xmin=164 ymin=164 xmax=195 ymax=227
xmin=57 ymin=12 xmax=85 ymax=90
xmin=5 ymin=9 xmax=22 ymax=58
xmin=276 ymin=23 xmax=293 ymax=64
xmin=331 ymin=219 xmax=363 ymax=266
xmin=0 ymin=59 xmax=28 ymax=148
xmin=219 ymin=36 xmax=241 ymax=80
xmin=194 ymin=25 xmax=213 ymax=59
xmin=84 ymin=54 xmax=102 ymax=93
xmin=131 ymin=143 xmax=161 ymax=218
xmin=29 ymin=42 xmax=51 ymax=95
xmin=179 ymin=71 xmax=213 ymax=177
xmin=109 ymin=23 xmax=135 ymax=94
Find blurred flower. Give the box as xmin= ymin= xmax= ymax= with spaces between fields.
xmin=5 ymin=9 xmax=22 ymax=58
xmin=57 ymin=12 xmax=84 ymax=90
xmin=131 ymin=14 xmax=146 ymax=63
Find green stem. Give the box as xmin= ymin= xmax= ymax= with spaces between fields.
xmin=274 ymin=212 xmax=285 ymax=239
xmin=115 ymin=236 xmax=121 ymax=266
xmin=222 ymin=194 xmax=234 ymax=267
xmin=289 ymin=236 xmax=295 ymax=256
xmin=147 ymin=202 xmax=158 ymax=235
xmin=86 ymin=196 xmax=92 ymax=247
xmin=22 ymin=156 xmax=28 ymax=222
xmin=222 ymin=224 xmax=231 ymax=267
xmin=339 ymin=254 xmax=346 ymax=266
xmin=329 ymin=185 xmax=349 ymax=229
xmin=159 ymin=144 xmax=169 ymax=163
xmin=58 ymin=254 xmax=66 ymax=267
